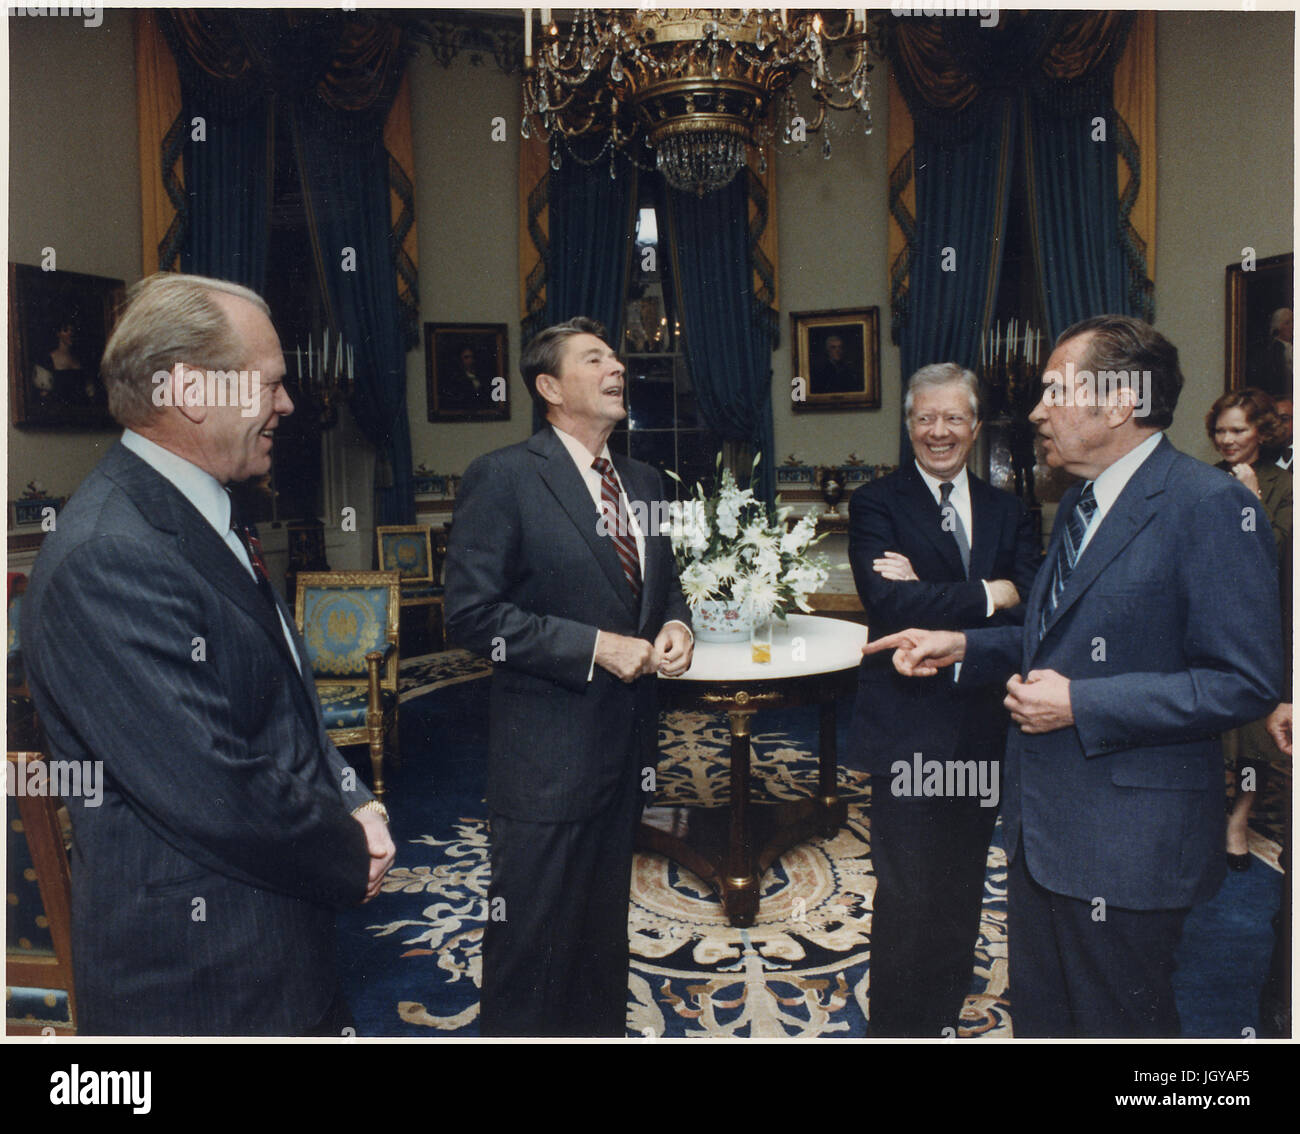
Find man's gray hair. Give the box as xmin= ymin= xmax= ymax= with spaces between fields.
xmin=100 ymin=273 xmax=270 ymax=427
xmin=904 ymin=362 xmax=981 ymax=421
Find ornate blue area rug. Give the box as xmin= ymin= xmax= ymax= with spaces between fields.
xmin=344 ymin=650 xmax=1009 ymax=1037
xmin=623 ymin=710 xmax=1010 ymax=1039
xmin=336 ymin=650 xmax=1283 ymax=1039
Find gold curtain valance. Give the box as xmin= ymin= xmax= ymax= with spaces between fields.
xmin=158 ymin=10 xmax=406 ymax=123
xmin=891 ymin=20 xmax=983 ymax=114
xmin=888 ymin=11 xmax=1134 ymax=131
xmin=1040 ymin=11 xmax=1131 ymax=84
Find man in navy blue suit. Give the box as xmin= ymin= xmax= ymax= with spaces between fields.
xmin=444 ymin=317 xmax=693 ymax=1036
xmin=849 ymin=363 xmax=1040 ymax=1037
xmin=23 ymin=274 xmax=394 ymax=1035
xmin=866 ymin=316 xmax=1283 ymax=1036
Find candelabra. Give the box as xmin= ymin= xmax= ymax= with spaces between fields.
xmin=978 ymin=319 xmax=1044 ymax=505
xmin=293 ymin=329 xmax=355 ymax=430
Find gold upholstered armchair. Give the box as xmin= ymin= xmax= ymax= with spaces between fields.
xmin=376 ymin=524 xmax=446 ymax=652
xmin=294 ymin=571 xmax=401 ymax=799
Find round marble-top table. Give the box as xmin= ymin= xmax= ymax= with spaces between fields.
xmin=640 ymin=613 xmax=867 ymax=927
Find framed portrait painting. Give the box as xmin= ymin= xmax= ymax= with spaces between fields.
xmin=8 ymin=263 xmax=124 ymax=427
xmin=425 ymin=322 xmax=509 ymax=422
xmin=791 ymin=307 xmax=880 ymax=411
xmin=1225 ymin=252 xmax=1293 ymax=397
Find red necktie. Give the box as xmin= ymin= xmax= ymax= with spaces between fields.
xmin=591 ymin=457 xmax=642 ymax=601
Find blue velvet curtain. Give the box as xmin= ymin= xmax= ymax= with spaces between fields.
xmin=295 ymin=109 xmax=415 ymax=525
xmin=179 ymin=100 xmax=272 ymax=290
xmin=887 ymin=11 xmax=1139 ymax=459
xmin=545 ymin=154 xmax=634 ymax=337
xmin=157 ymin=10 xmax=415 ymax=525
xmin=900 ymin=101 xmax=1017 ymax=458
xmin=1025 ymin=100 xmax=1135 ymax=339
xmin=663 ymin=176 xmax=778 ymax=503
xmin=536 ymin=151 xmax=635 ymax=432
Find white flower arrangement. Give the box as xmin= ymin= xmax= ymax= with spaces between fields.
xmin=662 ymin=456 xmax=830 ymax=623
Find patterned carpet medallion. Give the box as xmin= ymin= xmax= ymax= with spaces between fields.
xmin=371 ymin=655 xmax=1013 ymax=1037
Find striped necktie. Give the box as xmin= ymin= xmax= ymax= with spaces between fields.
xmin=939 ymin=480 xmax=970 ymax=578
xmin=591 ymin=456 xmax=642 ymax=600
xmin=1039 ymin=482 xmax=1098 ymax=636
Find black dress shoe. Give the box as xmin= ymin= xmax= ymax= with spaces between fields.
xmin=1227 ymin=851 xmax=1251 ymax=872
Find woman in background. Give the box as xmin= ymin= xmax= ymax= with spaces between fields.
xmin=1206 ymin=388 xmax=1292 ymax=869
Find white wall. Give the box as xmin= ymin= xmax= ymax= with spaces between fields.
xmin=772 ymin=58 xmax=900 ymax=471
xmin=7 ymin=9 xmax=139 ymax=498
xmin=1155 ymin=9 xmax=1294 ymax=461
xmin=405 ymin=51 xmax=531 ymax=478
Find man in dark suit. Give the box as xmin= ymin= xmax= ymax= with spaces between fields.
xmin=443 ymin=316 xmax=693 ymax=1037
xmin=866 ymin=316 xmax=1283 ymax=1036
xmin=849 ymin=362 xmax=1040 ymax=1037
xmin=21 ymin=273 xmax=395 ymax=1036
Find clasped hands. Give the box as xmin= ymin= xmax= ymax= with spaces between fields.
xmin=862 ymin=627 xmax=1074 ymax=734
xmin=353 ymin=808 xmax=395 ymax=903
xmin=596 ymin=623 xmax=694 ymax=683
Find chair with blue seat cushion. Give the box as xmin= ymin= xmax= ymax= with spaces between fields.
xmin=376 ymin=525 xmax=446 ymax=651
xmin=6 ymin=750 xmax=77 ymax=1034
xmin=294 ymin=571 xmax=401 ymax=799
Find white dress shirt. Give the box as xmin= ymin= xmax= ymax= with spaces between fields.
xmin=121 ymin=429 xmax=302 ymax=671
xmin=552 ymin=424 xmax=646 ymax=571
xmin=1076 ymin=431 xmax=1164 ymax=556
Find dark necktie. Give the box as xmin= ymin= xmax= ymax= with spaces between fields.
xmin=229 ymin=496 xmax=275 ymax=606
xmin=591 ymin=456 xmax=642 ymax=600
xmin=939 ymin=480 xmax=970 ymax=578
xmin=1039 ymin=482 xmax=1098 ymax=636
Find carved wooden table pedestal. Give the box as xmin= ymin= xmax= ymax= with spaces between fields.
xmin=639 ymin=614 xmax=866 ymax=928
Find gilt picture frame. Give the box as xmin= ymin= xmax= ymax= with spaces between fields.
xmin=8 ymin=263 xmax=124 ymax=428
xmin=791 ymin=307 xmax=880 ymax=411
xmin=1225 ymin=252 xmax=1293 ymax=396
xmin=426 ymin=322 xmax=509 ymax=422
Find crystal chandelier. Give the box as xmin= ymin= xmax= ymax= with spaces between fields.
xmin=522 ymin=9 xmax=877 ymax=195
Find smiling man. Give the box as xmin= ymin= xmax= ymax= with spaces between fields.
xmin=21 ymin=273 xmax=394 ymax=1035
xmin=865 ymin=316 xmax=1283 ymax=1037
xmin=848 ymin=362 xmax=1040 ymax=1037
xmin=444 ymin=315 xmax=692 ymax=1036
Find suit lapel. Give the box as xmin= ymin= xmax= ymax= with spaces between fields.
xmin=966 ymin=474 xmax=1000 ymax=582
xmin=1033 ymin=439 xmax=1172 ymax=651
xmin=1024 ymin=483 xmax=1073 ymax=659
xmin=531 ymin=428 xmax=640 ymax=620
xmin=102 ymin=443 xmax=316 ymax=688
xmin=897 ymin=462 xmax=966 ymax=579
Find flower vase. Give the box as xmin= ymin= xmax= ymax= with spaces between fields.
xmin=692 ymin=599 xmax=754 ymax=642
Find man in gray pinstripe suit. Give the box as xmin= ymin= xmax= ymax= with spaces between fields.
xmin=22 ymin=273 xmax=394 ymax=1035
